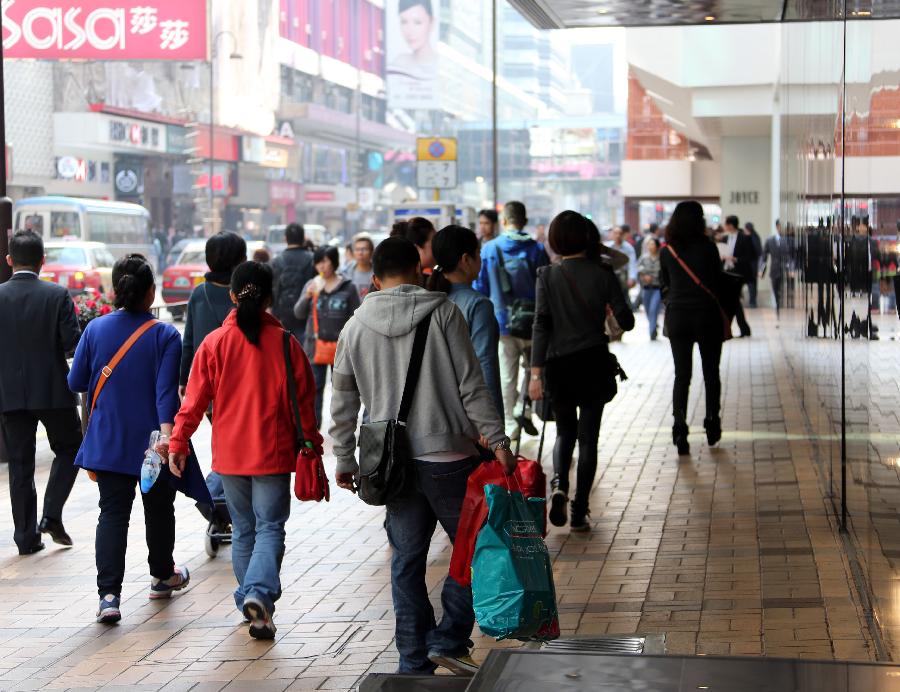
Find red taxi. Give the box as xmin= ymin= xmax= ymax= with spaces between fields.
xmin=162 ymin=239 xmax=268 ymax=320
xmin=40 ymin=241 xmax=115 ymax=296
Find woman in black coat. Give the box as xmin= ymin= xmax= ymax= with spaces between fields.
xmin=659 ymin=201 xmax=726 ymax=456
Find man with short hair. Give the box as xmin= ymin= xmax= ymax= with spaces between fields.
xmin=477 ymin=209 xmax=499 ymax=243
xmin=760 ymin=219 xmax=792 ymax=315
xmin=271 ymin=223 xmax=316 ymax=338
xmin=345 ymin=234 xmax=375 ymax=300
xmin=330 ymin=237 xmax=514 ymax=676
xmin=722 ymin=215 xmax=753 ymax=337
xmin=0 ymin=231 xmax=82 ymax=554
xmin=475 ymin=201 xmax=550 ymax=439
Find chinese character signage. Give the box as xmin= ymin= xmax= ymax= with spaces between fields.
xmin=1 ymin=0 xmax=207 ymax=60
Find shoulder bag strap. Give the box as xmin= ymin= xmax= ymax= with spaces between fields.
xmin=493 ymin=244 xmax=513 ymax=297
xmin=397 ymin=314 xmax=433 ymax=425
xmin=283 ymin=330 xmax=309 ymax=449
xmin=89 ymin=319 xmax=160 ymax=417
xmin=666 ymin=245 xmax=730 ymax=324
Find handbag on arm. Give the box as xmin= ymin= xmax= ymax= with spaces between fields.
xmin=356 ymin=314 xmax=432 ymax=506
xmin=283 ymin=331 xmax=330 ymax=502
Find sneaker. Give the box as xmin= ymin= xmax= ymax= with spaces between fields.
xmin=242 ymin=597 xmax=276 ymax=640
xmin=548 ymin=489 xmax=568 ymax=528
xmin=149 ymin=565 xmax=190 ymax=600
xmin=428 ymin=651 xmax=479 ymax=676
xmin=96 ymin=594 xmax=121 ymax=624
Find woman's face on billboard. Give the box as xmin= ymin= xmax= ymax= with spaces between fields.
xmin=400 ymin=4 xmax=432 ymax=53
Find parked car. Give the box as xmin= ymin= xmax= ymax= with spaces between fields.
xmin=162 ymin=239 xmax=268 ymax=320
xmin=165 ymin=237 xmax=197 ymax=270
xmin=266 ymin=223 xmax=329 ymax=257
xmin=40 ymin=240 xmax=115 ymax=296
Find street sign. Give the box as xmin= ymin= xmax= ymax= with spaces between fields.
xmin=417 ymin=137 xmax=457 ymax=162
xmin=417 ymin=161 xmax=458 ymax=190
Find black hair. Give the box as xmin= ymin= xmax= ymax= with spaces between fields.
xmin=666 ymin=201 xmax=707 ymax=247
xmin=725 ymin=215 xmax=740 ymax=229
xmin=399 ymin=0 xmax=433 ymax=16
xmin=547 ymin=211 xmax=591 ymax=256
xmin=352 ymin=234 xmax=375 ymax=253
xmin=205 ymin=231 xmax=247 ymax=275
xmin=479 ymin=209 xmax=498 ymax=224
xmin=9 ymin=230 xmax=43 ymax=269
xmin=426 ymin=225 xmax=479 ymax=293
xmin=285 ymin=223 xmax=305 ymax=246
xmin=744 ymin=222 xmax=756 ymax=233
xmin=503 ymin=201 xmax=527 ymax=229
xmin=231 ymin=261 xmax=274 ymax=346
xmin=648 ymin=223 xmax=659 ymax=233
xmin=390 ymin=217 xmax=435 ymax=249
xmin=620 ymin=224 xmax=631 ymax=234
xmin=314 ymin=246 xmax=340 ymax=271
xmin=373 ymin=237 xmax=420 ymax=280
xmin=112 ymin=254 xmax=155 ymax=313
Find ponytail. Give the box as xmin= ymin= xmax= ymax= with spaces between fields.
xmin=427 ymin=225 xmax=479 ymax=294
xmin=230 ymin=261 xmax=273 ymax=346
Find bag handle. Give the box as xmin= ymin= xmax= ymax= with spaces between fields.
xmin=283 ymin=331 xmax=311 ymax=451
xmin=89 ymin=319 xmax=159 ymax=417
xmin=666 ymin=244 xmax=731 ymax=330
xmin=397 ymin=314 xmax=432 ymax=424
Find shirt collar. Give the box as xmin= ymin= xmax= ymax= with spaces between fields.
xmin=503 ymin=230 xmax=531 ymax=242
xmin=13 ymin=270 xmax=39 ymax=277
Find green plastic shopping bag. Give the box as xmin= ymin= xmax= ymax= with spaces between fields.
xmin=471 ymin=483 xmax=560 ymax=641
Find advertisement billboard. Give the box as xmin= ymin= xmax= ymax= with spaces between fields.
xmin=385 ymin=0 xmax=439 ymax=110
xmin=1 ymin=0 xmax=207 ymax=60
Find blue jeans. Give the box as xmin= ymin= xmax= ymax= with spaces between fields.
xmin=312 ymin=363 xmax=330 ymax=429
xmin=642 ymin=287 xmax=662 ymax=337
xmin=220 ymin=474 xmax=291 ymax=615
xmin=385 ymin=458 xmax=479 ymax=674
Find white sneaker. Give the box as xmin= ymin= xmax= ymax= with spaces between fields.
xmin=149 ymin=565 xmax=190 ymax=599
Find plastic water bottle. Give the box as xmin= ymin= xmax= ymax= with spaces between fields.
xmin=140 ymin=431 xmax=166 ymax=494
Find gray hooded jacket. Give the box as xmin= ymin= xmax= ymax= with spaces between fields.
xmin=329 ymin=285 xmax=506 ymax=475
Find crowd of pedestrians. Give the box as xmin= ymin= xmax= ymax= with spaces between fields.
xmin=0 ymin=199 xmax=789 ymax=676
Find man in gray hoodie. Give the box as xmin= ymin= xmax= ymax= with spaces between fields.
xmin=330 ymin=237 xmax=514 ymax=677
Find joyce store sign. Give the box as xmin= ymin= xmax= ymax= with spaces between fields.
xmin=1 ymin=0 xmax=208 ymax=60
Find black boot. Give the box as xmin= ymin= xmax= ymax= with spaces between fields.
xmin=569 ymin=502 xmax=591 ymax=533
xmin=704 ymin=417 xmax=722 ymax=446
xmin=548 ymin=475 xmax=568 ymax=528
xmin=673 ymin=421 xmax=690 ymax=456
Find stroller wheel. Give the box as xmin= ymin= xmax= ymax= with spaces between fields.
xmin=205 ymin=532 xmax=219 ymax=558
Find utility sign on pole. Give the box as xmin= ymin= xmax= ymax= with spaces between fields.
xmin=417 ymin=137 xmax=458 ymax=191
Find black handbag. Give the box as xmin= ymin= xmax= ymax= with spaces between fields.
xmin=357 ymin=315 xmax=432 ymax=506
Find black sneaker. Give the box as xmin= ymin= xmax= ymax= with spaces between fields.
xmin=243 ymin=597 xmax=276 ymax=640
xmin=516 ymin=415 xmax=539 ymax=437
xmin=548 ymin=490 xmax=568 ymax=527
xmin=97 ymin=594 xmax=121 ymax=624
xmin=570 ymin=506 xmax=591 ymax=533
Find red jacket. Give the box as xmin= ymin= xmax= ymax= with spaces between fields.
xmin=170 ymin=312 xmax=323 ymax=475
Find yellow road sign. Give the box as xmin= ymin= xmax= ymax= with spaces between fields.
xmin=417 ymin=137 xmax=457 ymax=161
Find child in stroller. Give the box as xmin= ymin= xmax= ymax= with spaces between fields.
xmin=196 ymin=471 xmax=232 ymax=557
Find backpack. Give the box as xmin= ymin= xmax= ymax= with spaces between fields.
xmin=495 ymin=244 xmax=537 ymax=339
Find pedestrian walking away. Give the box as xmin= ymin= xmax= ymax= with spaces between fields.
xmin=660 ymin=201 xmax=727 ymax=456
xmin=475 ymin=201 xmax=550 ymax=441
xmin=169 ymin=261 xmax=323 ymax=640
xmin=760 ymin=219 xmax=792 ymax=315
xmin=271 ymin=223 xmax=317 ymax=340
xmin=0 ymin=231 xmax=81 ymax=555
xmin=330 ymin=237 xmax=516 ymax=677
xmin=68 ymin=254 xmax=189 ymax=625
xmin=530 ymin=211 xmax=634 ymax=531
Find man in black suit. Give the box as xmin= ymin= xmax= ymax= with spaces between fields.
xmin=722 ymin=215 xmax=753 ymax=337
xmin=0 ymin=231 xmax=81 ymax=554
xmin=760 ymin=219 xmax=792 ymax=315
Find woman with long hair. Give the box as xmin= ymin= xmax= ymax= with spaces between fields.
xmin=169 ymin=261 xmax=322 ymax=639
xmin=529 ymin=211 xmax=634 ymax=531
xmin=68 ymin=254 xmax=189 ymax=625
xmin=426 ymin=225 xmax=503 ymax=418
xmin=637 ymin=237 xmax=664 ymax=340
xmin=659 ymin=201 xmax=725 ymax=455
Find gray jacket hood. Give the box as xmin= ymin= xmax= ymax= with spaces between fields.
xmin=354 ymin=284 xmax=446 ymax=337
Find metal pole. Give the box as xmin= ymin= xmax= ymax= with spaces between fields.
xmin=209 ymin=50 xmax=215 ymax=235
xmin=491 ymin=0 xmax=499 ymax=209
xmin=0 ymin=32 xmax=13 ymax=285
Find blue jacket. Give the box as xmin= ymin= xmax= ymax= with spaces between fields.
xmin=448 ymin=283 xmax=504 ymax=420
xmin=68 ymin=310 xmax=182 ymax=476
xmin=474 ymin=232 xmax=550 ymax=336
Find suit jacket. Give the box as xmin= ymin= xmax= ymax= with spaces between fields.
xmin=762 ymin=235 xmax=791 ymax=281
xmin=0 ymin=273 xmax=80 ymax=412
xmin=732 ymin=232 xmax=758 ymax=283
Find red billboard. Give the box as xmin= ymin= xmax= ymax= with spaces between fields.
xmin=2 ymin=0 xmax=208 ymax=60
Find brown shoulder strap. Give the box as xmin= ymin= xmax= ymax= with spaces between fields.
xmin=666 ymin=245 xmax=730 ymax=325
xmin=89 ymin=319 xmax=160 ymax=417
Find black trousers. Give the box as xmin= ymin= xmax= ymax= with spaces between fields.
xmin=552 ymin=399 xmax=604 ymax=512
xmin=0 ymin=408 xmax=81 ymax=551
xmin=95 ymin=470 xmax=176 ymax=597
xmin=670 ymin=337 xmax=723 ymax=423
xmin=771 ymin=275 xmax=783 ymax=313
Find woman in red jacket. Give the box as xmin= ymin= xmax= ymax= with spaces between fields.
xmin=168 ymin=261 xmax=322 ymax=640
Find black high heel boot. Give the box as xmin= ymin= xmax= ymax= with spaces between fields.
xmin=673 ymin=422 xmax=690 ymax=456
xmin=704 ymin=417 xmax=722 ymax=446
xmin=548 ymin=475 xmax=568 ymax=528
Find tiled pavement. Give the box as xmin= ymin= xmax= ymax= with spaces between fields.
xmin=0 ymin=309 xmax=880 ymax=690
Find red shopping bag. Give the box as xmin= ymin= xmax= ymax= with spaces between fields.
xmin=450 ymin=457 xmax=546 ymax=586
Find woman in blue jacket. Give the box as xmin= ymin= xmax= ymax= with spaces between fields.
xmin=68 ymin=255 xmax=190 ymax=625
xmin=427 ymin=225 xmax=503 ymax=419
